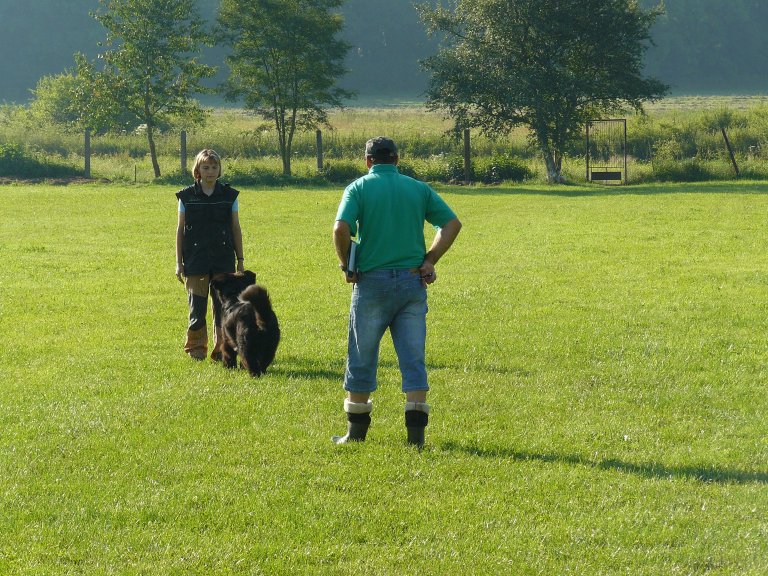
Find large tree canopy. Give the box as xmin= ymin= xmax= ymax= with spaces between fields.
xmin=218 ymin=0 xmax=352 ymax=177
xmin=419 ymin=0 xmax=668 ymax=182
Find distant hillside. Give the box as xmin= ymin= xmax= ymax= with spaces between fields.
xmin=1 ymin=0 xmax=767 ymax=105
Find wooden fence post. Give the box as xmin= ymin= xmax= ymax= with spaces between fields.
xmin=316 ymin=129 xmax=323 ymax=171
xmin=721 ymin=127 xmax=740 ymax=177
xmin=180 ymin=130 xmax=187 ymax=175
xmin=585 ymin=122 xmax=590 ymax=182
xmin=463 ymin=128 xmax=471 ymax=184
xmin=84 ymin=129 xmax=91 ymax=179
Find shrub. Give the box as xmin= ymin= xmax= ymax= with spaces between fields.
xmin=653 ymin=138 xmax=685 ymax=161
xmin=0 ymin=143 xmax=80 ymax=179
xmin=0 ymin=143 xmax=25 ymax=165
xmin=652 ymin=158 xmax=713 ymax=182
xmin=226 ymin=165 xmax=297 ymax=187
xmin=321 ymin=160 xmax=365 ymax=184
xmin=443 ymin=155 xmax=468 ymax=183
xmin=396 ymin=161 xmax=418 ymax=179
xmin=404 ymin=154 xmax=531 ymax=184
xmin=698 ymin=107 xmax=748 ymax=132
xmin=474 ymin=155 xmax=531 ymax=183
xmin=405 ymin=157 xmax=444 ymax=183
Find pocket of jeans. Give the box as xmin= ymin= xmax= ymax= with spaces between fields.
xmin=357 ymin=274 xmax=393 ymax=296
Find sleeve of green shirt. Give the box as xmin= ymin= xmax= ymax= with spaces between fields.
xmin=335 ymin=187 xmax=359 ymax=236
xmin=424 ymin=185 xmax=457 ymax=229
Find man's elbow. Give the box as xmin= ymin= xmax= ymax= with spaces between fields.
xmin=333 ymin=219 xmax=350 ymax=238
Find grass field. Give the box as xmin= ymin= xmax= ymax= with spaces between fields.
xmin=1 ymin=180 xmax=767 ymax=574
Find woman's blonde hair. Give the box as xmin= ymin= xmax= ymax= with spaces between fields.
xmin=192 ymin=149 xmax=222 ymax=180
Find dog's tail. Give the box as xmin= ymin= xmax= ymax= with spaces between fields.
xmin=239 ymin=285 xmax=275 ymax=327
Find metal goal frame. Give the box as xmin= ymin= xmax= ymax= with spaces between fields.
xmin=586 ymin=119 xmax=627 ymax=185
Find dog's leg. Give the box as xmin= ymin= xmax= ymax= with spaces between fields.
xmin=216 ymin=312 xmax=238 ymax=369
xmin=221 ymin=340 xmax=238 ymax=369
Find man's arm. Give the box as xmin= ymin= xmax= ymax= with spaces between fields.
xmin=333 ymin=220 xmax=351 ymax=266
xmin=333 ymin=220 xmax=356 ymax=283
xmin=419 ymin=217 xmax=462 ymax=284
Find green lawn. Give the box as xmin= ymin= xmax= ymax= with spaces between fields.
xmin=1 ymin=180 xmax=766 ymax=575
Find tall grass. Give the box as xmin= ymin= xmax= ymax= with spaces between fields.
xmin=4 ymin=96 xmax=768 ymax=183
xmin=0 ymin=181 xmax=766 ymax=574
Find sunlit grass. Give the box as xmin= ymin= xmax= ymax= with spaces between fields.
xmin=0 ymin=181 xmax=766 ymax=574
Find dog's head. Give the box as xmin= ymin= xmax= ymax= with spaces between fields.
xmin=240 ymin=319 xmax=280 ymax=378
xmin=210 ymin=270 xmax=257 ymax=302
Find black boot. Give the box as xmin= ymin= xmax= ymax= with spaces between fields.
xmin=332 ymin=400 xmax=372 ymax=444
xmin=405 ymin=402 xmax=430 ymax=448
xmin=332 ymin=413 xmax=371 ymax=444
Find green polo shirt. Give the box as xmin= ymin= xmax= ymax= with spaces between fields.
xmin=335 ymin=163 xmax=457 ymax=272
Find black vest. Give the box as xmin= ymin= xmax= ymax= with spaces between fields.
xmin=176 ymin=182 xmax=240 ymax=276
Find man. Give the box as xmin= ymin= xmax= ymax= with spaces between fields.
xmin=332 ymin=136 xmax=462 ymax=447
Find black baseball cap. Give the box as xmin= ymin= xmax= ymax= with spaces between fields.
xmin=365 ymin=136 xmax=398 ymax=158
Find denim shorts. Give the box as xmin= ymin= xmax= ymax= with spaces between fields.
xmin=344 ymin=269 xmax=429 ymax=394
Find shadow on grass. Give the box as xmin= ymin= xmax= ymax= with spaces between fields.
xmin=440 ymin=180 xmax=768 ymax=198
xmin=441 ymin=441 xmax=768 ymax=485
xmin=268 ymin=357 xmax=456 ymax=381
xmin=268 ymin=358 xmax=340 ymax=381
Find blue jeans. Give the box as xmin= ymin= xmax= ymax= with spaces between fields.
xmin=345 ymin=269 xmax=429 ymax=394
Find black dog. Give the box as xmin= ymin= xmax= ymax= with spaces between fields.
xmin=210 ymin=270 xmax=280 ymax=377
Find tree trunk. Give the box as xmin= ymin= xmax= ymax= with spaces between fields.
xmin=282 ymin=106 xmax=297 ymax=178
xmin=147 ymin=121 xmax=161 ymax=179
xmin=542 ymin=149 xmax=564 ymax=183
xmin=144 ymin=89 xmax=161 ymax=178
xmin=281 ymin=150 xmax=291 ymax=176
xmin=278 ymin=130 xmax=291 ymax=176
xmin=275 ymin=108 xmax=291 ymax=177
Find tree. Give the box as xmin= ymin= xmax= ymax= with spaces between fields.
xmin=218 ymin=0 xmax=353 ymax=177
xmin=418 ymin=0 xmax=668 ymax=182
xmin=90 ymin=0 xmax=216 ymax=177
xmin=30 ymin=53 xmax=137 ymax=134
xmin=30 ymin=62 xmax=94 ymax=131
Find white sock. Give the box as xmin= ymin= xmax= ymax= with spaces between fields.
xmin=405 ymin=401 xmax=430 ymax=414
xmin=344 ymin=399 xmax=373 ymax=414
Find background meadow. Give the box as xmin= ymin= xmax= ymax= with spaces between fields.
xmin=6 ymin=95 xmax=768 ymax=184
xmin=0 ymin=180 xmax=767 ymax=574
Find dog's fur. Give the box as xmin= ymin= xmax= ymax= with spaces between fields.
xmin=210 ymin=270 xmax=280 ymax=377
